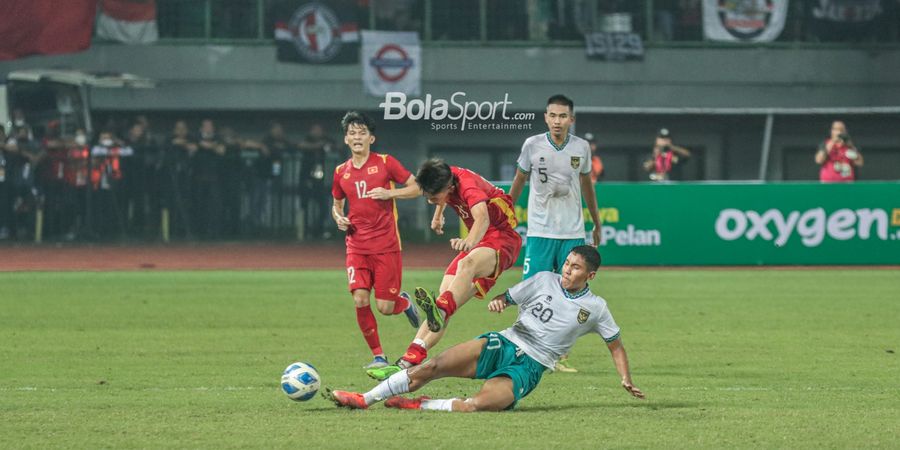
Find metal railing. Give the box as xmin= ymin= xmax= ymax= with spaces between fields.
xmin=152 ymin=0 xmax=900 ymax=46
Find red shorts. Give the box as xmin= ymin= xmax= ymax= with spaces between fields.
xmin=345 ymin=252 xmax=402 ymax=300
xmin=445 ymin=227 xmax=522 ymax=299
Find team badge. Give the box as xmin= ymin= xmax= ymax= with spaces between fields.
xmin=367 ymin=166 xmax=379 ymax=175
xmin=577 ymin=308 xmax=590 ymax=324
xmin=543 ymin=295 xmax=553 ymax=304
xmin=570 ymin=156 xmax=581 ymax=170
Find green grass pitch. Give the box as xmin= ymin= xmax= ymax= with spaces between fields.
xmin=2 ymin=269 xmax=899 ymax=448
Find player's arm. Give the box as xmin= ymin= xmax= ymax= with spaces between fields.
xmin=453 ymin=201 xmax=489 ymax=252
xmin=606 ymin=337 xmax=644 ymax=399
xmin=579 ymin=173 xmax=601 ymax=247
xmin=487 ymin=292 xmax=510 ymax=313
xmin=367 ymin=175 xmax=422 ymax=200
xmin=332 ymin=198 xmax=351 ymax=231
xmin=508 ymin=168 xmax=529 ymax=204
xmin=431 ymin=203 xmax=446 ymax=235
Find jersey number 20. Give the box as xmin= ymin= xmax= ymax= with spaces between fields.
xmin=529 ymin=303 xmax=554 ymax=323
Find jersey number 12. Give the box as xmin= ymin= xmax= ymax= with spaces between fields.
xmin=354 ymin=181 xmax=368 ymax=199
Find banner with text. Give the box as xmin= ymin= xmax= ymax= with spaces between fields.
xmin=498 ymin=182 xmax=900 ymax=265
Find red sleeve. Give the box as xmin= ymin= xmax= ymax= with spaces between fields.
xmin=385 ymin=155 xmax=412 ymax=184
xmin=331 ymin=168 xmax=345 ymax=200
xmin=458 ymin=175 xmax=489 ymax=210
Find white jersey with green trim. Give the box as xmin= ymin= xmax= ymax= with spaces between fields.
xmin=499 ymin=271 xmax=621 ymax=369
xmin=516 ymin=132 xmax=591 ymax=240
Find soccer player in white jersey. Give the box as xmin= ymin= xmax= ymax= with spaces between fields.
xmin=324 ymin=246 xmax=643 ymax=411
xmin=508 ymin=94 xmax=602 ymax=373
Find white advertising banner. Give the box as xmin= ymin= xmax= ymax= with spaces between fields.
xmin=703 ymin=0 xmax=788 ymax=42
xmin=362 ymin=31 xmax=421 ymax=97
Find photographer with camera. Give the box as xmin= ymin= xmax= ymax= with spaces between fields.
xmin=643 ymin=128 xmax=691 ymax=181
xmin=816 ymin=120 xmax=863 ymax=183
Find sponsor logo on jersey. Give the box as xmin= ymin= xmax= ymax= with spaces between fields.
xmin=389 ymin=288 xmax=397 ymax=294
xmin=570 ymin=156 xmax=581 ymax=170
xmin=368 ymin=166 xmax=379 ymax=174
xmin=343 ymin=173 xmax=351 ymax=179
xmin=577 ymin=308 xmax=590 ymax=324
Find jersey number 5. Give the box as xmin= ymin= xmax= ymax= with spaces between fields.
xmin=538 ymin=168 xmax=548 ymax=183
xmin=354 ymin=181 xmax=368 ymax=199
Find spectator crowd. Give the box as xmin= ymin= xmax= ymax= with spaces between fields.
xmin=0 ymin=113 xmax=339 ymax=242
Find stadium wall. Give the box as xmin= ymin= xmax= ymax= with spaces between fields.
xmin=2 ymin=44 xmax=899 ymax=110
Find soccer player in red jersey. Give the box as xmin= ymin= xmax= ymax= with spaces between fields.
xmin=331 ymin=111 xmax=421 ymax=370
xmin=365 ymin=158 xmax=521 ymax=380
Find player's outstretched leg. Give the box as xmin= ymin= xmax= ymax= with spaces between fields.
xmin=399 ymin=291 xmax=421 ymax=328
xmin=414 ymin=287 xmax=444 ymax=332
xmin=384 ymin=395 xmax=431 ymax=409
xmin=322 ymin=387 xmax=368 ymax=409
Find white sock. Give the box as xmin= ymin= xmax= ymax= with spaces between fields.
xmin=363 ymin=369 xmax=410 ymax=405
xmin=420 ymin=398 xmax=456 ymax=411
xmin=412 ymin=338 xmax=426 ymax=347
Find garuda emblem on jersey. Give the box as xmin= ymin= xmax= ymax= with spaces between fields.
xmin=570 ymin=156 xmax=581 ymax=170
xmin=577 ymin=308 xmax=590 ymax=324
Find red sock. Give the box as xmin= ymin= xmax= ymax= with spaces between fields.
xmin=401 ymin=343 xmax=428 ymax=365
xmin=355 ymin=306 xmax=382 ymax=356
xmin=391 ymin=294 xmax=410 ymax=314
xmin=435 ymin=291 xmax=458 ymax=319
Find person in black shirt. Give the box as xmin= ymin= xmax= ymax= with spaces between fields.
xmin=298 ymin=123 xmax=337 ymax=240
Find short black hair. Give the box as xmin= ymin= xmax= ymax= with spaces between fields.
xmin=416 ymin=158 xmax=453 ymax=195
xmin=570 ymin=245 xmax=601 ymax=272
xmin=341 ymin=111 xmax=375 ymax=134
xmin=547 ymin=94 xmax=574 ymax=113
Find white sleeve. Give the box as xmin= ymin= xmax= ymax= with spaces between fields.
xmin=516 ymin=139 xmax=532 ymax=174
xmin=594 ymin=304 xmax=621 ymax=343
xmin=505 ymin=272 xmax=545 ymax=307
xmin=580 ymin=142 xmax=591 ymax=175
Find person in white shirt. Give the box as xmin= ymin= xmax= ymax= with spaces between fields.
xmin=324 ymin=245 xmax=643 ymax=411
xmin=508 ymin=94 xmax=602 ymax=372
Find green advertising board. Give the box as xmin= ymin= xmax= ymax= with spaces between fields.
xmin=499 ymin=182 xmax=900 ymax=265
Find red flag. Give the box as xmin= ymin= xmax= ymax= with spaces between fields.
xmin=0 ymin=0 xmax=97 ymax=61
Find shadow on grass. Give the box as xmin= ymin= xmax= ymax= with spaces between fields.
xmin=517 ymin=400 xmax=700 ymax=413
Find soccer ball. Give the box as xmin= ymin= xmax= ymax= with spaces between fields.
xmin=281 ymin=362 xmax=320 ymax=401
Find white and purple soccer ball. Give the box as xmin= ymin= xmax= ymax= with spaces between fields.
xmin=281 ymin=362 xmax=320 ymax=401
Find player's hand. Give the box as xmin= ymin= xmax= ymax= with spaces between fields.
xmin=622 ymin=379 xmax=644 ymax=399
xmin=450 ymin=238 xmax=475 ymax=252
xmin=488 ymin=298 xmax=507 ymax=313
xmin=591 ymin=227 xmax=601 ymax=248
xmin=450 ymin=238 xmax=467 ymax=251
xmin=335 ymin=216 xmax=351 ymax=231
xmin=366 ymin=187 xmax=392 ymax=200
xmin=431 ymin=216 xmax=444 ymax=235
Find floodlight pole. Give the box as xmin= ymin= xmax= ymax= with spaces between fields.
xmin=758 ymin=112 xmax=774 ymax=181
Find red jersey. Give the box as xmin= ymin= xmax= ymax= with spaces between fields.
xmin=819 ymin=139 xmax=857 ymax=182
xmin=332 ymin=152 xmax=412 ymax=255
xmin=446 ymin=166 xmax=517 ymax=231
